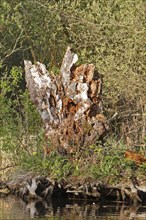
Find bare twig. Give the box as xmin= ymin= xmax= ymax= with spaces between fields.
xmin=0 ymin=164 xmax=18 ymax=171
xmin=4 ymin=29 xmax=24 ymax=59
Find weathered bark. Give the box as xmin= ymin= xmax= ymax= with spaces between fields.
xmin=3 ymin=174 xmax=146 ymax=204
xmin=24 ymin=47 xmax=107 ymax=154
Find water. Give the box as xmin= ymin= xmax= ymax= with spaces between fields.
xmin=0 ymin=196 xmax=146 ymax=220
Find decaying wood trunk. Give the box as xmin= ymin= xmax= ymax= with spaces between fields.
xmin=24 ymin=47 xmax=108 ymax=154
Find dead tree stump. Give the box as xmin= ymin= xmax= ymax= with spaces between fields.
xmin=24 ymin=47 xmax=108 ymax=154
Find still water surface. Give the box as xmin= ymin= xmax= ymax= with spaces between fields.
xmin=0 ymin=196 xmax=146 ymax=220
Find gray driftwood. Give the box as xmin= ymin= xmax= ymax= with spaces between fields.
xmin=2 ymin=174 xmax=146 ymax=204
xmin=24 ymin=47 xmax=107 ymax=154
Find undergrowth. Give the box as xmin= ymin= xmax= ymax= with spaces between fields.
xmin=1 ymin=133 xmax=146 ymax=183
xmin=20 ymin=151 xmax=73 ymax=181
xmin=17 ymin=137 xmax=146 ymax=184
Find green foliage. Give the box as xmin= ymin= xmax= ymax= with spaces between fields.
xmin=85 ymin=141 xmax=126 ymax=182
xmin=71 ymin=138 xmax=146 ymax=183
xmin=0 ymin=0 xmax=146 ymax=180
xmin=139 ymin=163 xmax=146 ymax=173
xmin=21 ymin=151 xmax=73 ymax=180
xmin=1 ymin=0 xmax=145 ymax=144
xmin=0 ymin=67 xmax=41 ymax=133
xmin=0 ymin=66 xmax=42 ymax=167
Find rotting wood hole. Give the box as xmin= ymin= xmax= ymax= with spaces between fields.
xmin=49 ymin=95 xmax=56 ymax=107
xmin=73 ymin=123 xmax=78 ymax=134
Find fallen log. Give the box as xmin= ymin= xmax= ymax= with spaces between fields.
xmin=3 ymin=174 xmax=146 ymax=204
xmin=24 ymin=47 xmax=108 ymax=154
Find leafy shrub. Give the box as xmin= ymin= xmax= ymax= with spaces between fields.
xmin=21 ymin=151 xmax=73 ymax=180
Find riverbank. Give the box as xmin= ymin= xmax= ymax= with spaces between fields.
xmin=1 ymin=171 xmax=146 ymax=205
xmin=1 ymin=137 xmax=146 ymax=206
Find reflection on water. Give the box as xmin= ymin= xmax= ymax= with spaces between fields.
xmin=0 ymin=196 xmax=146 ymax=220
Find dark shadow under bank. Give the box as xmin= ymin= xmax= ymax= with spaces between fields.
xmin=1 ymin=174 xmax=146 ymax=206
